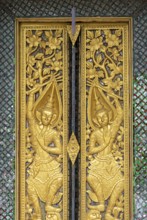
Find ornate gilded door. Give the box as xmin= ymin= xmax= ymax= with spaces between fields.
xmin=16 ymin=18 xmax=132 ymax=220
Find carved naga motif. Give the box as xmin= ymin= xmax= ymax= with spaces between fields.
xmin=25 ymin=29 xmax=64 ymax=220
xmin=84 ymin=28 xmax=125 ymax=220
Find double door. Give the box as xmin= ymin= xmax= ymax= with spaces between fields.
xmin=16 ymin=17 xmax=132 ymax=220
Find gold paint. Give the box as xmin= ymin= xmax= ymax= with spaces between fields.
xmin=17 ymin=22 xmax=69 ymax=220
xmin=80 ymin=22 xmax=132 ymax=220
xmin=67 ymin=132 xmax=80 ymax=165
xmin=16 ymin=18 xmax=133 ymax=220
xmin=26 ymin=30 xmax=64 ymax=220
xmin=67 ymin=25 xmax=81 ymax=46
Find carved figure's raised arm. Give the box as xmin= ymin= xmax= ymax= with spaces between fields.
xmin=109 ymin=98 xmax=123 ymax=146
xmin=27 ymin=85 xmax=41 ymax=125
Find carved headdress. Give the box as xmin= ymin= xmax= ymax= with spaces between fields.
xmin=88 ymin=86 xmax=116 ymax=130
xmin=42 ymin=83 xmax=54 ymax=112
xmin=33 ymin=80 xmax=62 ymax=128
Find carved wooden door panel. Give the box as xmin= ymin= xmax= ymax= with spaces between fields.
xmin=17 ymin=22 xmax=69 ymax=220
xmin=80 ymin=22 xmax=132 ymax=220
xmin=16 ymin=18 xmax=132 ymax=220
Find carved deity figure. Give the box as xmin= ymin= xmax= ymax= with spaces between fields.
xmin=87 ymin=87 xmax=124 ymax=220
xmin=26 ymin=81 xmax=63 ymax=220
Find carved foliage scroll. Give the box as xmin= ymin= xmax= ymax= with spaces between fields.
xmin=81 ymin=24 xmax=130 ymax=220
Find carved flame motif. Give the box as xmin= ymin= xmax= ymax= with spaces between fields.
xmin=85 ymin=29 xmax=124 ymax=220
xmin=25 ymin=29 xmax=64 ymax=220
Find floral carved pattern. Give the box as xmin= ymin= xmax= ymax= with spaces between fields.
xmin=86 ymin=29 xmax=125 ymax=220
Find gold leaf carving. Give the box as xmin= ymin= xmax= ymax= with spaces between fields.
xmin=84 ymin=27 xmax=126 ymax=220
xmin=25 ymin=28 xmax=65 ymax=220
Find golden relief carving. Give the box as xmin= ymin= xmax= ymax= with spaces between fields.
xmin=17 ymin=18 xmax=132 ymax=220
xmin=18 ymin=24 xmax=68 ymax=220
xmin=80 ymin=24 xmax=131 ymax=220
xmin=26 ymin=29 xmax=64 ymax=220
xmin=26 ymin=81 xmax=63 ymax=220
xmin=87 ymin=87 xmax=124 ymax=220
xmin=26 ymin=30 xmax=64 ymax=220
xmin=86 ymin=29 xmax=124 ymax=220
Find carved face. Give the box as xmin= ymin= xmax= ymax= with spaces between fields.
xmin=96 ymin=110 xmax=109 ymax=127
xmin=41 ymin=110 xmax=53 ymax=126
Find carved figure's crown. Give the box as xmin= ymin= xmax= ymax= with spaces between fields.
xmin=44 ymin=84 xmax=55 ymax=111
xmin=94 ymin=87 xmax=103 ymax=111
